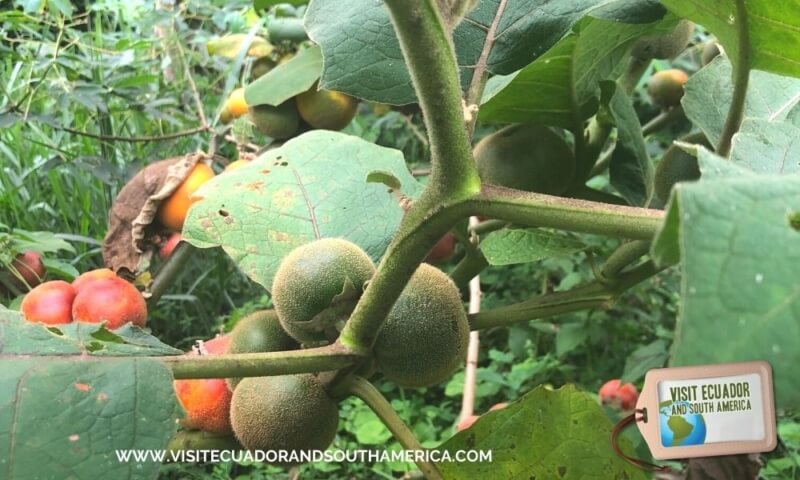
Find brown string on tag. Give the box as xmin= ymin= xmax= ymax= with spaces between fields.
xmin=611 ymin=408 xmax=672 ymax=473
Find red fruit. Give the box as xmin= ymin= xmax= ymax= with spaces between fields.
xmin=599 ymin=379 xmax=639 ymax=411
xmin=456 ymin=415 xmax=479 ymax=432
xmin=72 ymin=277 xmax=147 ymax=329
xmin=425 ymin=233 xmax=456 ymax=264
xmin=72 ymin=268 xmax=117 ymax=294
xmin=10 ymin=251 xmax=45 ymax=289
xmin=21 ymin=281 xmax=76 ymax=325
xmin=159 ymin=233 xmax=182 ymax=259
xmin=174 ymin=335 xmax=233 ymax=435
xmin=489 ymin=402 xmax=509 ymax=412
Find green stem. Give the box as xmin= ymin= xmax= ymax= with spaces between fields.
xmin=468 ymin=185 xmax=664 ymax=240
xmin=599 ymin=240 xmax=651 ymax=281
xmin=146 ymin=242 xmax=195 ymax=308
xmin=641 ymin=106 xmax=684 ymax=137
xmin=568 ymin=185 xmax=629 ymax=206
xmin=383 ymin=0 xmax=480 ymax=202
xmin=345 ymin=376 xmax=443 ymax=480
xmin=716 ymin=0 xmax=750 ymax=157
xmin=470 ymin=219 xmax=508 ymax=236
xmin=469 ymin=260 xmax=662 ymax=330
xmin=339 ymin=0 xmax=480 ymax=353
xmin=165 ymin=343 xmax=360 ymax=379
xmin=450 ymin=249 xmax=489 ymax=292
xmin=618 ymin=56 xmax=651 ymax=95
xmin=266 ymin=18 xmax=308 ymax=43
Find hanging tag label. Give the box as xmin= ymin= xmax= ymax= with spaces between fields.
xmin=635 ymin=361 xmax=777 ymax=460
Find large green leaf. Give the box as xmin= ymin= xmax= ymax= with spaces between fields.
xmin=436 ymin=385 xmax=647 ymax=479
xmin=1 ymin=358 xmax=179 ymax=479
xmin=682 ymin=57 xmax=800 ymax=146
xmin=607 ymin=82 xmax=653 ymax=206
xmin=0 ymin=310 xmax=181 ymax=479
xmin=480 ymin=16 xmax=675 ymax=128
xmin=654 ymin=176 xmax=800 ymax=408
xmin=305 ymin=0 xmax=666 ymax=105
xmin=661 ymin=0 xmax=800 ymax=79
xmin=731 ymin=119 xmax=800 ymax=174
xmin=183 ymin=131 xmax=423 ymax=291
xmin=245 ymin=44 xmax=323 ymax=107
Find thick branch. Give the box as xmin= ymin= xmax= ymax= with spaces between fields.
xmin=383 ymin=0 xmax=480 ymax=201
xmin=469 ymin=185 xmax=664 ymax=240
xmin=146 ymin=242 xmax=195 ymax=308
xmin=165 ymin=343 xmax=360 ymax=379
xmin=717 ymin=0 xmax=750 ymax=157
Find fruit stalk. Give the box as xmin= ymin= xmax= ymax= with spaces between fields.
xmin=147 ymin=241 xmax=195 ymax=307
xmin=345 ymin=376 xmax=444 ymax=480
xmin=165 ymin=343 xmax=360 ymax=379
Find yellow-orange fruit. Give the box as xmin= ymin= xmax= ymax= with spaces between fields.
xmin=225 ymin=88 xmax=249 ymax=118
xmin=156 ymin=163 xmax=215 ymax=231
xmin=224 ymin=160 xmax=250 ymax=173
xmin=21 ymin=280 xmax=76 ymax=325
xmin=71 ymin=277 xmax=147 ymax=329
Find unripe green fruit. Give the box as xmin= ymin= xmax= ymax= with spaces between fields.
xmin=647 ymin=69 xmax=689 ymax=109
xmin=701 ymin=41 xmax=721 ymax=66
xmin=631 ymin=20 xmax=694 ymax=60
xmin=250 ymin=56 xmax=276 ymax=81
xmin=249 ymin=101 xmax=300 ymax=140
xmin=296 ymin=87 xmax=358 ymax=131
xmin=374 ymin=264 xmax=469 ymax=388
xmin=272 ymin=239 xmax=375 ymax=344
xmin=474 ymin=124 xmax=575 ymax=196
xmin=230 ymin=374 xmax=339 ymax=458
xmin=654 ymin=144 xmax=701 ymax=202
xmin=226 ymin=310 xmax=299 ymax=390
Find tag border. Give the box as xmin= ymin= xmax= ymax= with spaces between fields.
xmin=636 ymin=360 xmax=777 ymax=460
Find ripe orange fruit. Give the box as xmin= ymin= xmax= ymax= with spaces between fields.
xmin=21 ymin=280 xmax=76 ymax=325
xmin=647 ymin=69 xmax=689 ymax=109
xmin=225 ymin=88 xmax=249 ymax=118
xmin=599 ymin=379 xmax=639 ymax=411
xmin=72 ymin=277 xmax=147 ymax=329
xmin=157 ymin=163 xmax=215 ymax=231
xmin=72 ymin=268 xmax=117 ymax=294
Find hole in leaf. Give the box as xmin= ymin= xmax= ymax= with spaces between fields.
xmin=789 ymin=212 xmax=800 ymax=231
xmin=90 ymin=326 xmax=124 ymax=344
xmin=219 ymin=209 xmax=230 ymax=217
xmin=47 ymin=327 xmax=64 ymax=336
xmin=86 ymin=341 xmax=105 ymax=352
xmin=280 ymin=161 xmax=288 ymax=166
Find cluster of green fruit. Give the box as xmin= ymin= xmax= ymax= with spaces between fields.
xmin=20 ymin=268 xmax=147 ymax=329
xmin=174 ymin=238 xmax=470 ymax=458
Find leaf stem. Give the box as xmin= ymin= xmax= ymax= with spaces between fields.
xmin=345 ymin=376 xmax=443 ymax=480
xmin=469 ymin=260 xmax=662 ymax=329
xmin=716 ymin=0 xmax=750 ymax=157
xmin=469 ymin=185 xmax=664 ymax=240
xmin=165 ymin=343 xmax=361 ymax=379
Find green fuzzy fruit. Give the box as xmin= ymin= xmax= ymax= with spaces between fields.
xmin=272 ymin=239 xmax=375 ymax=344
xmin=296 ymin=87 xmax=358 ymax=131
xmin=373 ymin=264 xmax=469 ymax=388
xmin=226 ymin=310 xmax=299 ymax=390
xmin=654 ymin=144 xmax=702 ymax=202
xmin=474 ymin=124 xmax=575 ymax=196
xmin=230 ymin=374 xmax=339 ymax=459
xmin=248 ymin=101 xmax=300 ymax=140
xmin=250 ymin=56 xmax=276 ymax=81
xmin=631 ymin=20 xmax=694 ymax=60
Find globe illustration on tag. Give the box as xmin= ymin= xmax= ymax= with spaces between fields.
xmin=659 ymin=400 xmax=707 ymax=446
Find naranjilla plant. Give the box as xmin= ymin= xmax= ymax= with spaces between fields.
xmin=2 ymin=0 xmax=800 ymax=479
